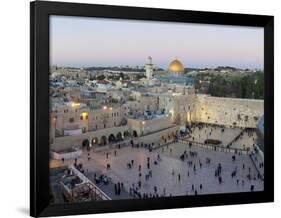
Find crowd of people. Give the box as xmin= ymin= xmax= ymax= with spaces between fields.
xmin=103 ymin=142 xmax=262 ymax=199
xmin=60 ymin=123 xmax=264 ymax=200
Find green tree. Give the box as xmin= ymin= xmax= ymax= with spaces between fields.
xmin=97 ymin=75 xmax=105 ymax=80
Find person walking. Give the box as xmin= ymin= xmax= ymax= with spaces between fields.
xmin=114 ymin=183 xmax=117 ymax=195
xmin=117 ymin=182 xmax=121 ymax=195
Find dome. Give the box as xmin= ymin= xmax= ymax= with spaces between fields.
xmin=168 ymin=59 xmax=184 ymax=73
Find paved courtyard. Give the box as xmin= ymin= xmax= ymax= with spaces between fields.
xmin=70 ymin=140 xmax=263 ymax=199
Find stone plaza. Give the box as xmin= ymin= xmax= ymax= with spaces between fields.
xmin=59 ymin=132 xmax=263 ymax=200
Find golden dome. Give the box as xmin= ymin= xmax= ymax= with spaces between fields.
xmin=168 ymin=59 xmax=184 ymax=73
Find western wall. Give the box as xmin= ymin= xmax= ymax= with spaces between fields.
xmin=191 ymin=94 xmax=264 ymax=128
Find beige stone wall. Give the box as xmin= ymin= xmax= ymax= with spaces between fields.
xmin=51 ymin=126 xmax=129 ymax=151
xmin=127 ymin=115 xmax=172 ymax=136
xmin=50 ymin=105 xmax=126 ymax=144
xmin=137 ymin=125 xmax=180 ymax=144
xmin=192 ymin=95 xmax=264 ymax=128
xmin=50 ymin=89 xmax=264 ymax=151
xmin=88 ymin=107 xmax=123 ymax=131
xmin=126 ymin=101 xmax=141 ymax=115
xmin=128 ymin=94 xmax=159 ymax=113
xmin=55 ymin=106 xmax=124 ymax=130
xmin=159 ymin=94 xmax=196 ymax=125
xmin=139 ymin=95 xmax=159 ymax=112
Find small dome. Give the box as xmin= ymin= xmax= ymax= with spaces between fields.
xmin=168 ymin=59 xmax=184 ymax=73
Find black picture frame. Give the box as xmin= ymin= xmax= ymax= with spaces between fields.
xmin=30 ymin=1 xmax=274 ymax=217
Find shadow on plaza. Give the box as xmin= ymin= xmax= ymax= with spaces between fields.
xmin=17 ymin=207 xmax=29 ymax=216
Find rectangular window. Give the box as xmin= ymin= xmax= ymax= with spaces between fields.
xmin=69 ymin=118 xmax=74 ymax=123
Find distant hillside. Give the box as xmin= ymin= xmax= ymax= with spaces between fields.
xmin=214 ymin=66 xmax=239 ymax=71
xmin=185 ymin=66 xmax=263 ymax=73
xmin=85 ymin=66 xmax=146 ymax=72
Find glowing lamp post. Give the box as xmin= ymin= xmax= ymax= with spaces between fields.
xmin=141 ymin=121 xmax=146 ymax=136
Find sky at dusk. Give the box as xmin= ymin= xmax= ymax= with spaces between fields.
xmin=50 ymin=15 xmax=264 ymax=69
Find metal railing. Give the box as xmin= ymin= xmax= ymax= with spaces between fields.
xmin=69 ymin=165 xmax=111 ymax=201
xmin=179 ymin=138 xmax=250 ymax=155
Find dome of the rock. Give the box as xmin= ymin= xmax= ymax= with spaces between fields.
xmin=168 ymin=59 xmax=184 ymax=73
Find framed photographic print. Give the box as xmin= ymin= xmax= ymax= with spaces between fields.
xmin=30 ymin=1 xmax=274 ymax=217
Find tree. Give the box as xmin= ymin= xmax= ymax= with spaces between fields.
xmin=207 ymin=72 xmax=264 ymax=99
xmin=97 ymin=75 xmax=105 ymax=80
xmin=135 ymin=74 xmax=146 ymax=80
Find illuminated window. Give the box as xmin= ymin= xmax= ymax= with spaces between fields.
xmin=80 ymin=112 xmax=88 ymax=120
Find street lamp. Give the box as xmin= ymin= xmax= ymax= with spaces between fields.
xmin=89 ymin=137 xmax=92 ymax=148
xmin=141 ymin=121 xmax=146 ymax=136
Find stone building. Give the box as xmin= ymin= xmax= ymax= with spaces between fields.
xmin=49 ymin=58 xmax=264 ymax=152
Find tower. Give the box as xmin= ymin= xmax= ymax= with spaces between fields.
xmin=145 ymin=56 xmax=154 ymax=80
